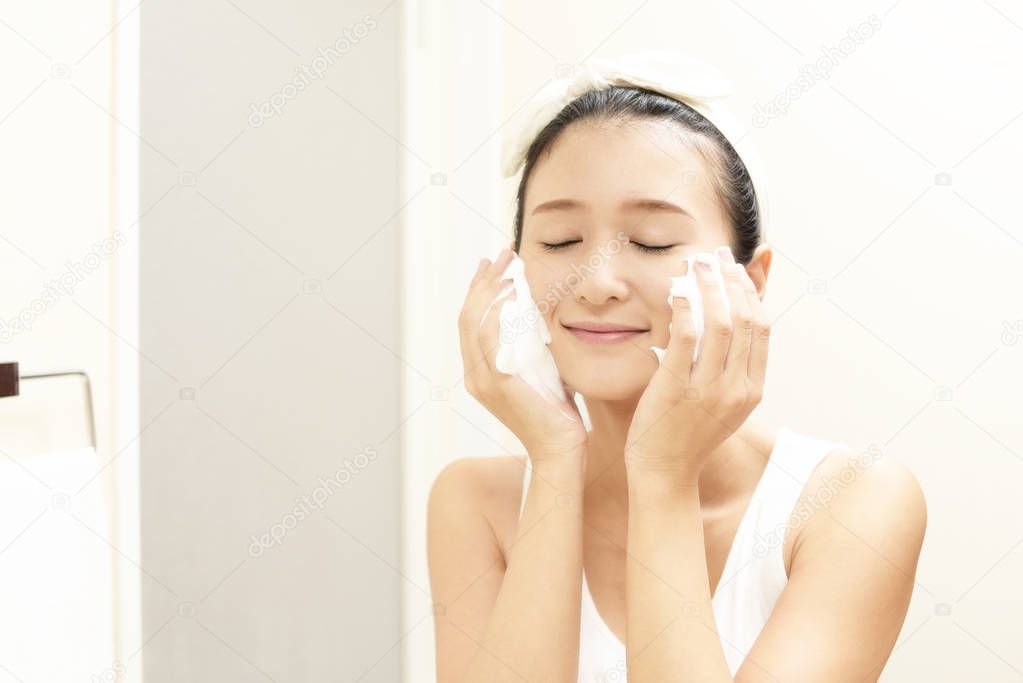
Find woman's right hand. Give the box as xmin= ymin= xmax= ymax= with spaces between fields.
xmin=458 ymin=248 xmax=587 ymax=462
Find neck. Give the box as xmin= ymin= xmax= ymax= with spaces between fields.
xmin=580 ymin=395 xmax=766 ymax=517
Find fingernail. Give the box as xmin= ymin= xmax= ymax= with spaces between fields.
xmin=715 ymin=246 xmax=735 ymax=264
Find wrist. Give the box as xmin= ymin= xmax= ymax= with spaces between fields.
xmin=627 ymin=471 xmax=701 ymax=512
xmin=529 ymin=445 xmax=585 ymax=474
xmin=527 ymin=441 xmax=587 ymax=464
xmin=529 ymin=451 xmax=586 ymax=495
xmin=625 ymin=460 xmax=701 ymax=491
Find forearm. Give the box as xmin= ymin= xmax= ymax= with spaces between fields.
xmin=464 ymin=451 xmax=586 ymax=683
xmin=625 ymin=469 xmax=733 ymax=682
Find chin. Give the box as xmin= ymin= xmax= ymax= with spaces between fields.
xmin=557 ymin=358 xmax=653 ymax=402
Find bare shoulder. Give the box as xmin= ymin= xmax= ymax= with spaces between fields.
xmin=428 ymin=455 xmax=527 ymax=558
xmin=790 ymin=445 xmax=928 ymax=574
xmin=744 ymin=445 xmax=928 ymax=679
xmin=426 ymin=455 xmax=528 ymax=679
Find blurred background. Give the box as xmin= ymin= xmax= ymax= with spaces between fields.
xmin=1 ymin=0 xmax=1021 ymax=681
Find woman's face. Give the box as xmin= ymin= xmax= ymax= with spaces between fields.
xmin=519 ymin=118 xmax=742 ymax=402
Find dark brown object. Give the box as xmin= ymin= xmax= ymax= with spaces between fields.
xmin=0 ymin=362 xmax=18 ymax=398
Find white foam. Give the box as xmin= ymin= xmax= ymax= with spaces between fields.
xmin=485 ymin=253 xmax=567 ymax=405
xmin=650 ymin=251 xmax=731 ymax=365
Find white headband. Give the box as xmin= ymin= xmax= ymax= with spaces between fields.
xmin=500 ymin=51 xmax=771 ymax=239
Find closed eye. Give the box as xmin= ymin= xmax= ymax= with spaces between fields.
xmin=631 ymin=242 xmax=674 ymax=253
xmin=539 ymin=239 xmax=581 ymax=252
xmin=540 ymin=239 xmax=675 ymax=253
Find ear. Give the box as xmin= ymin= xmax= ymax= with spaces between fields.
xmin=743 ymin=243 xmax=773 ymax=300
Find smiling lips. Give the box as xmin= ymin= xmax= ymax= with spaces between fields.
xmin=561 ymin=321 xmax=649 ymax=344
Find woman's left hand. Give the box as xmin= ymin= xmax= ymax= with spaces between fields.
xmin=624 ymin=246 xmax=771 ymax=482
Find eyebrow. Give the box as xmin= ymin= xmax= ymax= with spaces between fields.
xmin=530 ymin=197 xmax=693 ymax=219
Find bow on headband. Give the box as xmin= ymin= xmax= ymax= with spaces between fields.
xmin=500 ymin=51 xmax=771 ymax=237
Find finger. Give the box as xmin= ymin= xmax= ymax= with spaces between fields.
xmin=660 ymin=264 xmax=697 ymax=388
xmin=479 ymin=276 xmax=514 ymax=327
xmin=459 ymin=259 xmax=494 ymax=385
xmin=690 ymin=252 xmax=732 ymax=386
xmin=471 ymin=256 xmax=489 ymax=285
xmin=717 ymin=249 xmax=753 ymax=378
xmin=478 ymin=284 xmax=516 ymax=373
xmin=474 ymin=248 xmax=517 ymax=322
xmin=483 ymin=247 xmax=516 ymax=283
xmin=530 ymin=379 xmax=579 ymax=422
xmin=561 ymin=382 xmax=583 ymax=419
xmin=458 ymin=309 xmax=484 ymax=383
xmin=459 ymin=254 xmax=511 ymax=384
xmin=468 ymin=250 xmax=514 ymax=325
xmin=736 ymin=266 xmax=770 ymax=387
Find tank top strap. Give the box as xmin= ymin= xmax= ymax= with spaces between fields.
xmin=517 ymin=457 xmax=532 ymax=521
xmin=767 ymin=426 xmax=847 ymax=491
xmin=744 ymin=426 xmax=849 ymax=593
xmin=710 ymin=426 xmax=849 ymax=675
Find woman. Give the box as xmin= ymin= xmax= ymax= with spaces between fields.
xmin=428 ymin=53 xmax=926 ymax=682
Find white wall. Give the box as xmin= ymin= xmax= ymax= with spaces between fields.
xmin=5 ymin=2 xmax=1016 ymax=680
xmin=399 ymin=0 xmax=507 ymax=680
xmin=139 ymin=1 xmax=402 ymax=680
xmin=404 ymin=1 xmax=1023 ymax=681
xmin=0 ymin=0 xmax=141 ymax=679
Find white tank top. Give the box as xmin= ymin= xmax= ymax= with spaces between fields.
xmin=516 ymin=425 xmax=845 ymax=681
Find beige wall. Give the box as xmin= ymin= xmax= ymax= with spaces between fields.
xmin=0 ymin=0 xmax=140 ymax=678
xmin=3 ymin=1 xmax=1020 ymax=681
xmin=406 ymin=1 xmax=1023 ymax=681
xmin=140 ymin=1 xmax=402 ymax=680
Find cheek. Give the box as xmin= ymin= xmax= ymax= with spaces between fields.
xmin=632 ymin=261 xmax=673 ymax=302
xmin=634 ymin=262 xmax=675 ymax=341
xmin=523 ymin=270 xmax=562 ymax=323
xmin=524 ymin=255 xmax=578 ymax=306
xmin=524 ymin=268 xmax=578 ymax=358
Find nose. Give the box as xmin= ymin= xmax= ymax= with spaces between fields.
xmin=570 ymin=252 xmax=628 ymax=305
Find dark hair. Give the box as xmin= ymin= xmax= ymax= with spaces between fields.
xmin=512 ymin=86 xmax=762 ymax=265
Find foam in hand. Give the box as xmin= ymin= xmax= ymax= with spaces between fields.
xmin=650 ymin=251 xmax=731 ymax=365
xmin=483 ymin=253 xmax=567 ymax=405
